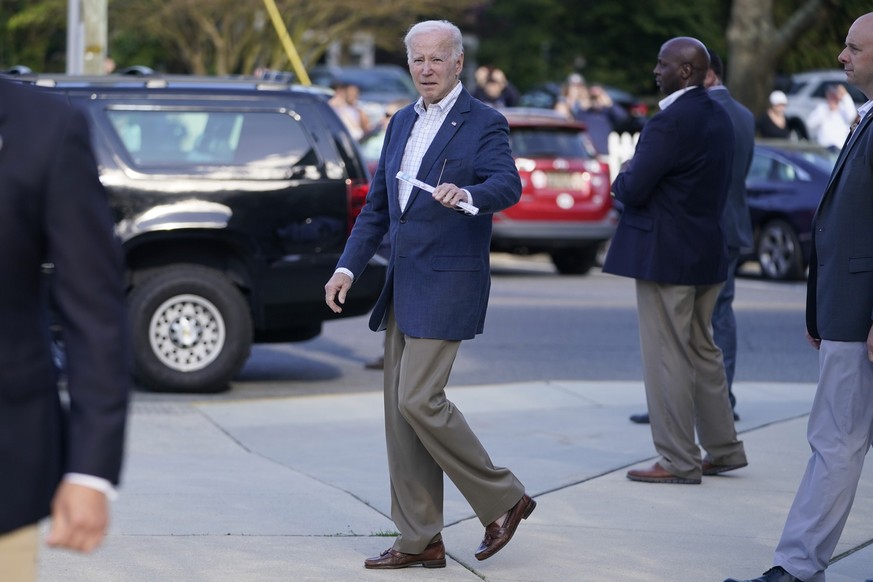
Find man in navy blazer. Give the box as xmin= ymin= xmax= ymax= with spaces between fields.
xmin=0 ymin=78 xmax=130 ymax=578
xmin=628 ymin=49 xmax=754 ymax=425
xmin=603 ymin=37 xmax=747 ymax=484
xmin=726 ymin=12 xmax=873 ymax=582
xmin=325 ymin=20 xmax=534 ymax=569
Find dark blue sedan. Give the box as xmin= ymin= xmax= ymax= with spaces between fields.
xmin=743 ymin=140 xmax=838 ymax=280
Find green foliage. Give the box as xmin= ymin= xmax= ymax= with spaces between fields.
xmin=774 ymin=0 xmax=868 ymax=74
xmin=0 ymin=0 xmax=67 ymax=71
xmin=0 ymin=0 xmax=868 ymax=93
xmin=473 ymin=0 xmax=730 ymax=95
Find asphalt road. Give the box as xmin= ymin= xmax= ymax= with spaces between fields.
xmin=134 ymin=253 xmax=818 ymax=403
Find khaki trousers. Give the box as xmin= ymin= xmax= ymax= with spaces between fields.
xmin=636 ymin=280 xmax=746 ymax=479
xmin=383 ymin=306 xmax=524 ymax=554
xmin=0 ymin=524 xmax=39 ymax=582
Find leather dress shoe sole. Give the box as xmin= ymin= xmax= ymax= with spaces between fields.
xmin=364 ymin=540 xmax=446 ymax=569
xmin=630 ymin=411 xmax=739 ymax=424
xmin=723 ymin=565 xmax=803 ymax=581
xmin=627 ymin=462 xmax=701 ymax=484
xmin=702 ymin=460 xmax=748 ymax=476
xmin=475 ymin=494 xmax=536 ymax=561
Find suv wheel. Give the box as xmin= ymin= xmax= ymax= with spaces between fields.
xmin=551 ymin=247 xmax=597 ymax=275
xmin=128 ymin=265 xmax=252 ymax=393
xmin=757 ymin=219 xmax=804 ymax=281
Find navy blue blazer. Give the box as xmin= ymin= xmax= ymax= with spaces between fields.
xmin=709 ymin=87 xmax=755 ymax=252
xmin=806 ymin=111 xmax=873 ymax=341
xmin=0 ymin=80 xmax=130 ymax=534
xmin=602 ymin=87 xmax=734 ymax=285
xmin=336 ymin=87 xmax=521 ymax=340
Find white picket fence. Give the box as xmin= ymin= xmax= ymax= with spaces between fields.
xmin=605 ymin=131 xmax=640 ymax=183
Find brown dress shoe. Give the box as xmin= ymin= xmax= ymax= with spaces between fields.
xmin=363 ymin=539 xmax=446 ymax=569
xmin=626 ymin=462 xmax=701 ymax=484
xmin=702 ymin=457 xmax=748 ymax=476
xmin=475 ymin=494 xmax=536 ymax=561
xmin=363 ymin=355 xmax=384 ymax=370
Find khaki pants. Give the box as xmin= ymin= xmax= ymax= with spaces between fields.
xmin=636 ymin=280 xmax=746 ymax=478
xmin=382 ymin=306 xmax=524 ymax=553
xmin=0 ymin=524 xmax=39 ymax=582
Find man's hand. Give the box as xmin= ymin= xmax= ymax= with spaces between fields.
xmin=432 ymin=182 xmax=469 ymax=210
xmin=46 ymin=482 xmax=109 ymax=553
xmin=325 ymin=272 xmax=353 ymax=313
xmin=805 ymin=329 xmax=822 ymax=351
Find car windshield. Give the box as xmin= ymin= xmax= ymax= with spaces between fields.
xmin=509 ymin=127 xmax=593 ymax=159
xmin=341 ymin=71 xmax=416 ymax=96
xmin=797 ymin=149 xmax=839 ymax=173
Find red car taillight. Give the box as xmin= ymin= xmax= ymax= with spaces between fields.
xmin=347 ymin=178 xmax=369 ymax=234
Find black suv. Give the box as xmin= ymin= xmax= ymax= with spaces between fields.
xmin=18 ymin=74 xmax=385 ymax=393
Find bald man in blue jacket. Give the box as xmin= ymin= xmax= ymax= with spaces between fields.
xmin=603 ymin=36 xmax=747 ymax=485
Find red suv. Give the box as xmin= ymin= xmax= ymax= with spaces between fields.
xmin=494 ymin=108 xmax=616 ymax=274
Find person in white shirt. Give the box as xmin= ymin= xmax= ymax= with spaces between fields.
xmin=806 ymin=84 xmax=856 ymax=151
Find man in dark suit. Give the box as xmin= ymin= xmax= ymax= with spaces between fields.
xmin=628 ymin=49 xmax=754 ymax=425
xmin=706 ymin=49 xmax=755 ymax=419
xmin=324 ymin=19 xmax=534 ymax=569
xmin=725 ymin=12 xmax=873 ymax=582
xmin=0 ymin=78 xmax=130 ymax=579
xmin=603 ymin=36 xmax=747 ymax=484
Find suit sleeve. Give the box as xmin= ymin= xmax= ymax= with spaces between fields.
xmin=611 ymin=114 xmax=677 ymax=208
xmin=465 ymin=108 xmax=522 ymax=214
xmin=45 ymin=106 xmax=131 ymax=484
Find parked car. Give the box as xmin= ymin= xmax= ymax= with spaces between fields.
xmin=780 ymin=70 xmax=866 ymax=140
xmin=307 ymin=65 xmax=417 ymax=127
xmin=743 ymin=139 xmax=838 ymax=280
xmin=495 ymin=108 xmax=616 ymax=274
xmin=13 ymin=73 xmax=386 ymax=393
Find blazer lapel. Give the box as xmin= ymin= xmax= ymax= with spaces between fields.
xmin=416 ymin=110 xmax=465 ymax=183
xmin=394 ymin=87 xmax=472 ymax=213
xmin=386 ymin=108 xmax=417 ymax=216
xmin=411 ymin=89 xmax=472 ymax=202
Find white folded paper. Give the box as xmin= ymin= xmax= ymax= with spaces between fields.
xmin=396 ymin=171 xmax=479 ymax=215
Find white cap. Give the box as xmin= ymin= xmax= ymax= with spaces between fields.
xmin=769 ymin=90 xmax=788 ymax=106
xmin=567 ymin=73 xmax=585 ymax=85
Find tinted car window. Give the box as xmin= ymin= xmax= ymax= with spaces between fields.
xmin=509 ymin=127 xmax=594 ymax=159
xmin=808 ymin=80 xmax=866 ymax=103
xmin=106 ymin=109 xmax=318 ymax=175
xmin=749 ymin=153 xmax=799 ymax=182
xmin=796 ymin=149 xmax=839 ymax=173
xmin=786 ymin=80 xmax=808 ymax=96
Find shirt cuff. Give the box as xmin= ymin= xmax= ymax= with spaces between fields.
xmin=455 ymin=189 xmax=475 ymax=214
xmin=335 ymin=267 xmax=354 ymax=281
xmin=63 ymin=473 xmax=118 ymax=501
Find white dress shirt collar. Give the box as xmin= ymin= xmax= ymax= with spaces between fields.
xmin=658 ymin=86 xmax=698 ymax=111
xmin=414 ymin=80 xmax=463 ymax=116
xmin=857 ymin=100 xmax=873 ymax=121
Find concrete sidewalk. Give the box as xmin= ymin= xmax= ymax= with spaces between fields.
xmin=40 ymin=381 xmax=873 ymax=581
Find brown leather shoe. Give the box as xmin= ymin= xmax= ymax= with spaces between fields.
xmin=475 ymin=494 xmax=536 ymax=561
xmin=702 ymin=458 xmax=748 ymax=476
xmin=363 ymin=539 xmax=446 ymax=569
xmin=626 ymin=462 xmax=701 ymax=484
